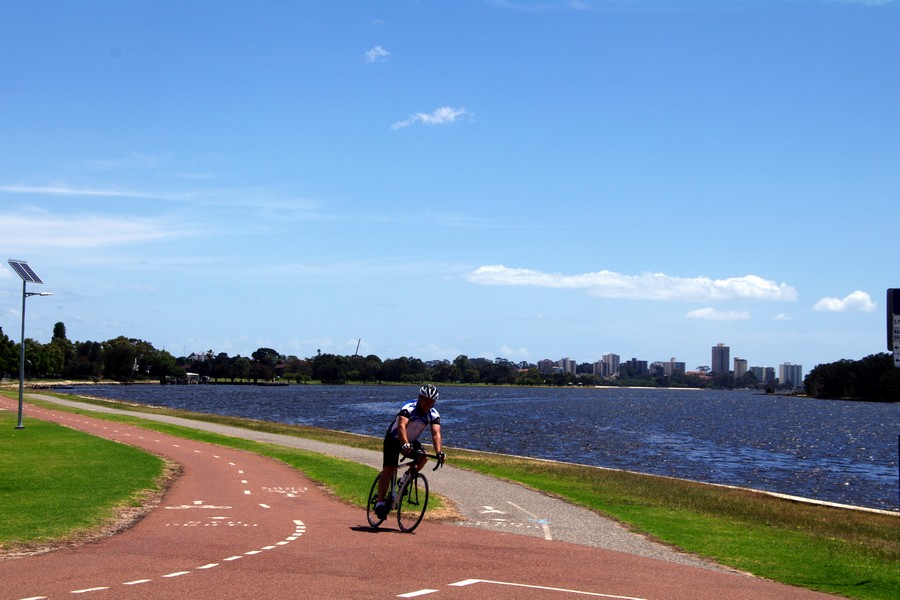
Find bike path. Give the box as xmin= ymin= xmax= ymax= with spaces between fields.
xmin=24 ymin=393 xmax=711 ymax=569
xmin=0 ymin=394 xmax=843 ymax=599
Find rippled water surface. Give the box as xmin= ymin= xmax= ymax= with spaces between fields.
xmin=70 ymin=384 xmax=899 ymax=510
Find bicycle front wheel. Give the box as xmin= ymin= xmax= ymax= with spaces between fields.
xmin=396 ymin=472 xmax=429 ymax=532
xmin=366 ymin=473 xmax=385 ymax=528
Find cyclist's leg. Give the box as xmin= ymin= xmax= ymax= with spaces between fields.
xmin=378 ymin=433 xmax=402 ymax=502
xmin=377 ymin=466 xmax=396 ymax=502
xmin=411 ymin=440 xmax=428 ymax=472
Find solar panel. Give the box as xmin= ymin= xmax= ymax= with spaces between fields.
xmin=7 ymin=259 xmax=44 ymax=284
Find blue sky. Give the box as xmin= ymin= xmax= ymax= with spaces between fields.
xmin=1 ymin=0 xmax=897 ymax=375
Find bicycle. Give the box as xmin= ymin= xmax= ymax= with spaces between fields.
xmin=366 ymin=450 xmax=443 ymax=532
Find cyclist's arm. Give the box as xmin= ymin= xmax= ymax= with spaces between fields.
xmin=430 ymin=423 xmax=442 ymax=454
xmin=431 ymin=423 xmax=443 ymax=464
xmin=396 ymin=415 xmax=411 ymax=446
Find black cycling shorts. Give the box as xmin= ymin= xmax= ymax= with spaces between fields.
xmin=382 ymin=434 xmax=423 ymax=468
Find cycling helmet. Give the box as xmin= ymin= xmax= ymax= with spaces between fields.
xmin=418 ymin=384 xmax=439 ymax=401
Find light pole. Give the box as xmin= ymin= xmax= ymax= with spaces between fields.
xmin=7 ymin=260 xmax=51 ymax=429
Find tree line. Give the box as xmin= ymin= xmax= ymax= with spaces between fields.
xmin=804 ymin=353 xmax=899 ymax=401
xmin=1 ymin=322 xmax=896 ymax=398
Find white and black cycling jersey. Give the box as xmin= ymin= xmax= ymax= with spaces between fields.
xmin=386 ymin=401 xmax=440 ymax=442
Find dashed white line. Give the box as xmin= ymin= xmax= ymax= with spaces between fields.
xmin=71 ymin=586 xmax=110 ymax=594
xmin=123 ymin=579 xmax=151 ymax=586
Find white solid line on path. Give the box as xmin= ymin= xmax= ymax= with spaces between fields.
xmin=397 ymin=589 xmax=440 ymax=598
xmin=449 ymin=579 xmax=649 ymax=599
xmin=507 ymin=501 xmax=553 ymax=540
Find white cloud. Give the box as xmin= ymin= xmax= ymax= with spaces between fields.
xmin=498 ymin=345 xmax=530 ymax=359
xmin=467 ymin=265 xmax=798 ymax=302
xmin=686 ymin=308 xmax=752 ymax=322
xmin=0 ymin=184 xmax=160 ymax=199
xmin=364 ymin=45 xmax=391 ymax=63
xmin=391 ymin=106 xmax=472 ymax=130
xmin=774 ymin=313 xmax=791 ymax=321
xmin=0 ymin=213 xmax=191 ymax=249
xmin=813 ymin=290 xmax=876 ymax=313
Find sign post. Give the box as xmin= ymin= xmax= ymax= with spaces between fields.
xmin=889 ymin=289 xmax=900 ymax=368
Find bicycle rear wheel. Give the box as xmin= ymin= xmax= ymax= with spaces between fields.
xmin=396 ymin=472 xmax=429 ymax=532
xmin=366 ymin=473 xmax=385 ymax=528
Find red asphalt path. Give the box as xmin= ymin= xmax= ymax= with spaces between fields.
xmin=0 ymin=398 xmax=841 ymax=600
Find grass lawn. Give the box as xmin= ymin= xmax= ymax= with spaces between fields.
xmin=0 ymin=411 xmax=166 ymax=554
xmin=2 ymin=390 xmax=897 ymax=600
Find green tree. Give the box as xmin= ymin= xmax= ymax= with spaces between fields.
xmin=805 ymin=354 xmax=898 ymax=401
xmin=312 ymin=353 xmax=347 ymax=384
xmin=0 ymin=327 xmax=19 ymax=376
xmin=210 ymin=352 xmax=232 ymax=381
xmin=231 ymin=356 xmax=251 ymax=382
xmin=453 ymin=355 xmax=479 ymax=384
xmin=102 ymin=337 xmax=156 ymax=382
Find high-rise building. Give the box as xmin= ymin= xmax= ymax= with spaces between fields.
xmin=779 ymin=363 xmax=803 ymax=388
xmin=734 ymin=358 xmax=748 ymax=379
xmin=711 ymin=343 xmax=730 ymax=375
xmin=750 ymin=366 xmax=776 ymax=385
xmin=664 ymin=357 xmax=685 ymax=376
xmin=602 ymin=353 xmax=620 ymax=378
xmin=559 ymin=357 xmax=576 ymax=375
xmin=537 ymin=359 xmax=557 ymax=375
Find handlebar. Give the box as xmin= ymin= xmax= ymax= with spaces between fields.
xmin=400 ymin=449 xmax=445 ymax=471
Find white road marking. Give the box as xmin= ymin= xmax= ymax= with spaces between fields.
xmin=123 ymin=579 xmax=151 ymax=585
xmin=480 ymin=505 xmax=506 ymax=514
xmin=449 ymin=579 xmax=648 ymax=599
xmin=197 ymin=563 xmax=219 ymax=570
xmin=259 ymin=503 xmax=271 ymax=509
xmin=71 ymin=587 xmax=110 ymax=593
xmin=162 ymin=571 xmax=191 ymax=578
xmin=397 ymin=589 xmax=439 ymax=598
xmin=507 ymin=501 xmax=553 ymax=540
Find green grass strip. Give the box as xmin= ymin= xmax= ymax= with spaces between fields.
xmin=0 ymin=412 xmax=165 ymax=551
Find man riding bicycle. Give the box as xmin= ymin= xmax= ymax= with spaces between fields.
xmin=374 ymin=384 xmax=445 ymax=520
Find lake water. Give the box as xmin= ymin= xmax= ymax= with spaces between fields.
xmin=68 ymin=384 xmax=899 ymax=511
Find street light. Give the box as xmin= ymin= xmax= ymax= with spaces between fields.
xmin=7 ymin=259 xmax=52 ymax=429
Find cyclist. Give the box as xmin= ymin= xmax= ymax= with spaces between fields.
xmin=374 ymin=384 xmax=445 ymax=520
